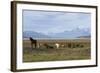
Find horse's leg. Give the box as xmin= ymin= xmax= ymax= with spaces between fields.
xmin=34 ymin=42 xmax=37 ymax=48
xmin=31 ymin=42 xmax=33 ymax=49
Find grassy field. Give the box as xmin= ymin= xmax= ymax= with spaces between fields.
xmin=23 ymin=47 xmax=91 ymax=62
xmin=23 ymin=38 xmax=91 ymax=62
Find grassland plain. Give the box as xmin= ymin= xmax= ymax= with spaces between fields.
xmin=23 ymin=39 xmax=91 ymax=62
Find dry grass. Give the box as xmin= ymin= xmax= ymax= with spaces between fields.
xmin=23 ymin=38 xmax=91 ymax=62
xmin=23 ymin=47 xmax=91 ymax=62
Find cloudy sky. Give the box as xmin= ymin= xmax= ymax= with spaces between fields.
xmin=23 ymin=10 xmax=91 ymax=35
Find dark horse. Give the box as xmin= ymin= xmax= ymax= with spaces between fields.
xmin=29 ymin=37 xmax=37 ymax=49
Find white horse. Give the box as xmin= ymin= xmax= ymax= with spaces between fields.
xmin=55 ymin=43 xmax=60 ymax=49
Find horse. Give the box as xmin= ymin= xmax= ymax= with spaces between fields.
xmin=55 ymin=43 xmax=60 ymax=49
xmin=29 ymin=37 xmax=37 ymax=48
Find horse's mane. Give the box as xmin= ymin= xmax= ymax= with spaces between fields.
xmin=29 ymin=37 xmax=36 ymax=42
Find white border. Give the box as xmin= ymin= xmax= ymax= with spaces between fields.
xmin=17 ymin=3 xmax=96 ymax=69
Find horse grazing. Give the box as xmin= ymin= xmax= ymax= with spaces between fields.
xmin=29 ymin=37 xmax=37 ymax=48
xmin=55 ymin=43 xmax=60 ymax=49
xmin=44 ymin=43 xmax=54 ymax=49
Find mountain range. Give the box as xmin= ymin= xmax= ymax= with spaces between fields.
xmin=23 ymin=31 xmax=51 ymax=38
xmin=23 ymin=28 xmax=90 ymax=39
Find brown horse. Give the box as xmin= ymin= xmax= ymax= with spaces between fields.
xmin=29 ymin=37 xmax=37 ymax=48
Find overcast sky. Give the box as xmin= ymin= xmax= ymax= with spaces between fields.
xmin=23 ymin=10 xmax=91 ymax=35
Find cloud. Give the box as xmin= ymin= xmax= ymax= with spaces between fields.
xmin=23 ymin=10 xmax=91 ymax=34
